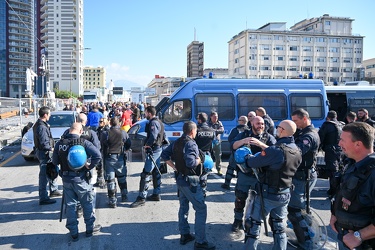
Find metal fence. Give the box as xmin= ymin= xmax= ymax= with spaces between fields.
xmin=0 ymin=97 xmax=80 ymax=129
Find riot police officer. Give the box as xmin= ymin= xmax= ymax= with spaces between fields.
xmin=240 ymin=120 xmax=302 ymax=250
xmin=231 ymin=116 xmax=276 ymax=232
xmin=289 ymin=108 xmax=320 ymax=249
xmin=221 ymin=115 xmax=248 ymax=190
xmin=52 ymin=123 xmax=102 ymax=241
xmin=195 ymin=112 xmax=215 ymax=196
xmin=100 ymin=117 xmax=131 ymax=208
xmin=208 ymin=112 xmax=224 ymax=175
xmin=330 ymin=122 xmax=375 ymax=249
xmin=161 ymin=121 xmax=216 ymax=250
xmin=33 ymin=106 xmax=61 ymax=205
xmin=131 ymin=106 xmax=166 ymax=208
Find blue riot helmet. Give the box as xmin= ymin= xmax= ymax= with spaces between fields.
xmin=203 ymin=153 xmax=214 ymax=172
xmin=67 ymin=145 xmax=87 ymax=171
xmin=234 ymin=146 xmax=252 ymax=164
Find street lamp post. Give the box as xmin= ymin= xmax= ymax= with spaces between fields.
xmin=70 ymin=47 xmax=91 ymax=98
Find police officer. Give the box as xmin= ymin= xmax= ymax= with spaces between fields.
xmin=94 ymin=117 xmax=110 ymax=187
xmin=33 ymin=106 xmax=62 ymax=205
xmin=161 ymin=121 xmax=216 ymax=250
xmin=357 ymin=108 xmax=375 ymax=127
xmin=231 ymin=116 xmax=276 ymax=232
xmin=221 ymin=115 xmax=248 ymax=190
xmin=330 ymin=122 xmax=375 ymax=250
xmin=195 ymin=112 xmax=215 ymax=196
xmin=208 ymin=112 xmax=224 ymax=175
xmin=289 ymin=108 xmax=320 ymax=249
xmin=131 ymin=106 xmax=165 ymax=208
xmin=240 ymin=120 xmax=302 ymax=250
xmin=52 ymin=123 xmax=102 ymax=241
xmin=100 ymin=117 xmax=131 ymax=208
xmin=318 ymin=110 xmax=343 ymax=196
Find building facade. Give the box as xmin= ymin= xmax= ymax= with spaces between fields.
xmin=146 ymin=75 xmax=182 ymax=106
xmin=363 ymin=58 xmax=375 ymax=84
xmin=83 ymin=66 xmax=106 ymax=91
xmin=1 ymin=0 xmax=34 ymax=97
xmin=228 ymin=14 xmax=364 ymax=85
xmin=203 ymin=68 xmax=229 ymax=78
xmin=39 ymin=0 xmax=85 ymax=96
xmin=187 ymin=41 xmax=204 ymax=77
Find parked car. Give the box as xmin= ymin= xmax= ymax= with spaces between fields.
xmin=21 ymin=111 xmax=78 ymax=161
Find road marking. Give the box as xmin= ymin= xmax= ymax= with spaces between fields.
xmin=0 ymin=151 xmax=21 ymax=167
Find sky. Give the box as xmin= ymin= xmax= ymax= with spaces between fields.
xmin=83 ymin=0 xmax=375 ymax=87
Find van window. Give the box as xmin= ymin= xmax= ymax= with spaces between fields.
xmin=162 ymin=100 xmax=192 ymax=124
xmin=195 ymin=94 xmax=235 ymax=120
xmin=238 ymin=93 xmax=287 ymax=120
xmin=290 ymin=94 xmax=324 ymax=119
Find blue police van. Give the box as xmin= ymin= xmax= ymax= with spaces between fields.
xmin=128 ymin=78 xmax=329 ymax=154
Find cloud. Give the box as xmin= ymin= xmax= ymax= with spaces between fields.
xmin=104 ymin=63 xmax=152 ymax=87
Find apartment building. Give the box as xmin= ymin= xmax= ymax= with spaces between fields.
xmin=228 ymin=14 xmax=364 ymax=85
xmin=363 ymin=58 xmax=375 ymax=84
xmin=0 ymin=0 xmax=34 ymax=97
xmin=39 ymin=0 xmax=85 ymax=96
xmin=187 ymin=41 xmax=204 ymax=77
xmin=146 ymin=75 xmax=183 ymax=106
xmin=83 ymin=66 xmax=106 ymax=91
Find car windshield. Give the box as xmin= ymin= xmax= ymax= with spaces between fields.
xmin=48 ymin=114 xmax=74 ymax=127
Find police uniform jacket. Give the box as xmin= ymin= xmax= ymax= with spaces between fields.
xmin=145 ymin=117 xmax=164 ymax=150
xmin=208 ymin=120 xmax=224 ymax=141
xmin=318 ymin=120 xmax=341 ymax=151
xmin=228 ymin=124 xmax=248 ymax=143
xmin=161 ymin=134 xmax=200 ymax=187
xmin=100 ymin=126 xmax=131 ymax=156
xmin=33 ymin=118 xmax=54 ymax=152
xmin=294 ymin=125 xmax=320 ymax=171
xmin=333 ymin=153 xmax=375 ymax=233
xmin=263 ymin=114 xmax=275 ymax=136
xmin=231 ymin=129 xmax=276 ymax=154
xmin=195 ymin=122 xmax=215 ymax=154
xmin=52 ymin=134 xmax=102 ymax=181
xmin=62 ymin=126 xmax=101 ymax=150
xmin=245 ymin=136 xmax=301 ymax=193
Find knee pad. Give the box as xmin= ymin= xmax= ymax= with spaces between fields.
xmin=108 ymin=188 xmax=116 ymax=197
xmin=245 ymin=218 xmax=261 ymax=238
xmin=234 ymin=197 xmax=246 ymax=211
xmin=269 ymin=217 xmax=285 ymax=234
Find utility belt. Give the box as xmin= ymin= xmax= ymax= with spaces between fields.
xmin=335 ymin=209 xmax=372 ymax=231
xmin=107 ymin=153 xmax=122 ymax=156
xmin=294 ymin=167 xmax=315 ymax=180
xmin=259 ymin=183 xmax=290 ymax=195
xmin=61 ymin=170 xmax=85 ymax=176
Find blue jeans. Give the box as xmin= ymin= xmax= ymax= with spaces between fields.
xmin=245 ymin=192 xmax=290 ymax=250
xmin=139 ymin=148 xmax=162 ymax=198
xmin=36 ymin=149 xmax=58 ymax=201
xmin=178 ymin=184 xmax=207 ymax=244
xmin=289 ymin=169 xmax=317 ymax=210
xmin=62 ymin=178 xmax=95 ymax=235
xmin=234 ymin=172 xmax=258 ymax=221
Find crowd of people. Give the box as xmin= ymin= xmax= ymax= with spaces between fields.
xmin=33 ymin=101 xmax=375 ymax=249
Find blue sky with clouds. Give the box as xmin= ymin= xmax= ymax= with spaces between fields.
xmin=83 ymin=0 xmax=375 ymax=86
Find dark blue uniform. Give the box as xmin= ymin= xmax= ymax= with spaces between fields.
xmin=243 ymin=137 xmax=301 ymax=250
xmin=52 ymin=133 xmax=101 ymax=239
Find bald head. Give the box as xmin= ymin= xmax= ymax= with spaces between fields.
xmin=69 ymin=122 xmax=83 ymax=135
xmin=252 ymin=116 xmax=265 ymax=135
xmin=78 ymin=113 xmax=87 ymax=125
xmin=278 ymin=120 xmax=297 ymax=137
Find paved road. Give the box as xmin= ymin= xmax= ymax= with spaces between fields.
xmin=0 ymin=144 xmax=338 ymax=250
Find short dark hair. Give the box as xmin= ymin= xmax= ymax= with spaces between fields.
xmin=39 ymin=106 xmax=50 ymax=118
xmin=110 ymin=117 xmax=119 ymax=126
xmin=197 ymin=112 xmax=208 ymax=123
xmin=327 ymin=110 xmax=337 ymax=119
xmin=346 ymin=111 xmax=357 ymax=120
xmin=358 ymin=108 xmax=368 ymax=114
xmin=343 ymin=122 xmax=374 ymax=149
xmin=291 ymin=108 xmax=310 ymax=119
xmin=183 ymin=121 xmax=196 ymax=134
xmin=146 ymin=106 xmax=156 ymax=116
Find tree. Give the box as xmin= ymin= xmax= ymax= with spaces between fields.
xmin=54 ymin=89 xmax=78 ymax=99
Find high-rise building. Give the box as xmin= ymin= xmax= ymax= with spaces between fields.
xmin=228 ymin=14 xmax=364 ymax=85
xmin=187 ymin=41 xmax=204 ymax=77
xmin=0 ymin=0 xmax=34 ymax=97
xmin=39 ymin=0 xmax=85 ymax=96
xmin=83 ymin=66 xmax=106 ymax=91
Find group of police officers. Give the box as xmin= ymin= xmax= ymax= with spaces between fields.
xmin=33 ymin=103 xmax=375 ymax=249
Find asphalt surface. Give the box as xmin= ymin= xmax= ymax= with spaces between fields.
xmin=0 ymin=130 xmax=339 ymax=250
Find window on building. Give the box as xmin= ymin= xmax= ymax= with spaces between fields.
xmin=302 ymin=66 xmax=312 ymax=71
xmin=343 ymin=48 xmax=353 ymax=53
xmin=354 ymin=39 xmax=362 ymax=44
xmin=342 ymin=68 xmax=352 ymax=73
xmin=262 ymin=55 xmax=270 ymax=60
xmin=274 ymin=35 xmax=283 ymax=40
xmin=249 ymin=34 xmax=257 ymax=39
xmin=303 ymin=46 xmax=312 ymax=51
xmin=288 ymin=36 xmax=299 ymax=41
xmin=261 ymin=44 xmax=270 ymax=50
xmin=356 ymin=58 xmax=361 ymax=63
xmin=303 ymin=57 xmax=312 ymax=62
xmin=329 ymin=47 xmax=340 ymax=53
xmin=277 ymin=56 xmax=284 ymax=61
xmin=316 ymin=47 xmax=326 ymax=52
xmin=274 ymin=66 xmax=285 ymax=71
xmin=317 ymin=57 xmax=326 ymax=62
xmin=342 ymin=38 xmax=353 ymax=44
xmin=249 ymin=66 xmax=257 ymax=70
xmin=330 ymin=67 xmax=339 ymax=72
xmin=315 ymin=37 xmax=326 ymax=43
xmin=331 ymin=57 xmax=339 ymax=63
xmin=260 ymin=66 xmax=270 ymax=70
xmin=303 ymin=37 xmax=312 ymax=42
xmin=249 ymin=54 xmax=257 ymax=60
xmin=325 ymin=21 xmax=331 ymax=25
xmin=289 ymin=57 xmax=298 ymax=61
xmin=329 ymin=38 xmax=340 ymax=43
xmin=260 ymin=35 xmax=271 ymax=40
xmin=355 ymin=48 xmax=362 ymax=54
xmin=274 ymin=45 xmax=284 ymax=51
xmin=288 ymin=67 xmax=297 ymax=71
xmin=290 ymin=46 xmax=298 ymax=51
xmin=234 ymin=58 xmax=239 ymax=63
xmin=343 ymin=58 xmax=352 ymax=63
xmin=234 ymin=49 xmax=239 ymax=54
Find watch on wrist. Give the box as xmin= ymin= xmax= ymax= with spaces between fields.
xmin=354 ymin=231 xmax=362 ymax=242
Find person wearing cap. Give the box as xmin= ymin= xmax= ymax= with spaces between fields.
xmin=240 ymin=120 xmax=301 ymax=249
xmin=52 ymin=122 xmax=102 ymax=242
xmin=318 ymin=110 xmax=343 ymax=196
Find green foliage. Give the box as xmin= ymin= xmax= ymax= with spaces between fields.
xmin=54 ymin=89 xmax=78 ymax=99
